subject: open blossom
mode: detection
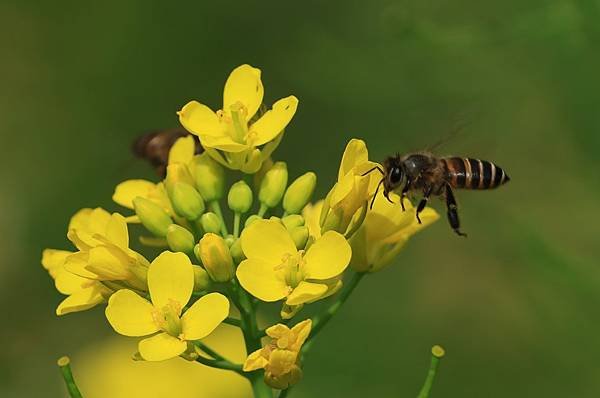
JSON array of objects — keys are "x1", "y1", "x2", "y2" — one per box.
[
  {"x1": 244, "y1": 319, "x2": 311, "y2": 389},
  {"x1": 349, "y1": 191, "x2": 439, "y2": 272},
  {"x1": 178, "y1": 64, "x2": 298, "y2": 173},
  {"x1": 320, "y1": 139, "x2": 381, "y2": 234},
  {"x1": 105, "y1": 251, "x2": 229, "y2": 361},
  {"x1": 236, "y1": 219, "x2": 350, "y2": 317}
]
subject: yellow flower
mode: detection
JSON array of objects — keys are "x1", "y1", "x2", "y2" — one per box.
[
  {"x1": 105, "y1": 251, "x2": 229, "y2": 361},
  {"x1": 41, "y1": 249, "x2": 111, "y2": 315},
  {"x1": 178, "y1": 64, "x2": 298, "y2": 173},
  {"x1": 236, "y1": 219, "x2": 350, "y2": 311},
  {"x1": 320, "y1": 139, "x2": 380, "y2": 234},
  {"x1": 63, "y1": 208, "x2": 149, "y2": 290},
  {"x1": 302, "y1": 200, "x2": 324, "y2": 239},
  {"x1": 349, "y1": 191, "x2": 439, "y2": 272},
  {"x1": 243, "y1": 319, "x2": 311, "y2": 389}
]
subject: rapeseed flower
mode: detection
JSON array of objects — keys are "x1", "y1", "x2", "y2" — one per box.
[
  {"x1": 178, "y1": 64, "x2": 298, "y2": 173},
  {"x1": 105, "y1": 251, "x2": 229, "y2": 361}
]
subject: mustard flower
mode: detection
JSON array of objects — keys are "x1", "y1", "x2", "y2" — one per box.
[
  {"x1": 320, "y1": 138, "x2": 381, "y2": 234},
  {"x1": 236, "y1": 219, "x2": 350, "y2": 316},
  {"x1": 243, "y1": 319, "x2": 311, "y2": 389},
  {"x1": 349, "y1": 191, "x2": 439, "y2": 273},
  {"x1": 105, "y1": 251, "x2": 229, "y2": 361},
  {"x1": 178, "y1": 64, "x2": 298, "y2": 173},
  {"x1": 42, "y1": 249, "x2": 111, "y2": 315},
  {"x1": 63, "y1": 208, "x2": 149, "y2": 291}
]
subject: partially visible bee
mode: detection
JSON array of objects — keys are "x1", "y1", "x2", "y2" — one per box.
[
  {"x1": 365, "y1": 153, "x2": 510, "y2": 236},
  {"x1": 132, "y1": 128, "x2": 203, "y2": 177}
]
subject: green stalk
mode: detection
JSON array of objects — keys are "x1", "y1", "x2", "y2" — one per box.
[
  {"x1": 195, "y1": 354, "x2": 243, "y2": 374},
  {"x1": 302, "y1": 272, "x2": 365, "y2": 354},
  {"x1": 209, "y1": 200, "x2": 229, "y2": 237},
  {"x1": 233, "y1": 212, "x2": 241, "y2": 238},
  {"x1": 57, "y1": 356, "x2": 83, "y2": 398},
  {"x1": 417, "y1": 346, "x2": 445, "y2": 398}
]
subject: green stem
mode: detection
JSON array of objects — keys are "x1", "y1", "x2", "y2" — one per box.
[
  {"x1": 195, "y1": 353, "x2": 244, "y2": 374},
  {"x1": 210, "y1": 201, "x2": 229, "y2": 237},
  {"x1": 417, "y1": 346, "x2": 445, "y2": 398},
  {"x1": 302, "y1": 272, "x2": 365, "y2": 354},
  {"x1": 223, "y1": 317, "x2": 242, "y2": 328},
  {"x1": 233, "y1": 212, "x2": 241, "y2": 238},
  {"x1": 250, "y1": 370, "x2": 273, "y2": 398},
  {"x1": 257, "y1": 203, "x2": 269, "y2": 218},
  {"x1": 193, "y1": 341, "x2": 228, "y2": 362},
  {"x1": 57, "y1": 356, "x2": 83, "y2": 398}
]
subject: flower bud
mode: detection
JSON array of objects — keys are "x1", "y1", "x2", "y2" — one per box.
[
  {"x1": 192, "y1": 264, "x2": 211, "y2": 291},
  {"x1": 166, "y1": 224, "x2": 195, "y2": 253},
  {"x1": 283, "y1": 172, "x2": 316, "y2": 214},
  {"x1": 230, "y1": 238, "x2": 246, "y2": 263},
  {"x1": 281, "y1": 214, "x2": 304, "y2": 230},
  {"x1": 258, "y1": 161, "x2": 288, "y2": 208},
  {"x1": 290, "y1": 226, "x2": 309, "y2": 249},
  {"x1": 197, "y1": 233, "x2": 234, "y2": 282},
  {"x1": 199, "y1": 212, "x2": 222, "y2": 235},
  {"x1": 169, "y1": 182, "x2": 205, "y2": 221},
  {"x1": 133, "y1": 197, "x2": 172, "y2": 237},
  {"x1": 191, "y1": 153, "x2": 225, "y2": 201},
  {"x1": 228, "y1": 180, "x2": 253, "y2": 214},
  {"x1": 245, "y1": 215, "x2": 261, "y2": 228},
  {"x1": 165, "y1": 163, "x2": 194, "y2": 192}
]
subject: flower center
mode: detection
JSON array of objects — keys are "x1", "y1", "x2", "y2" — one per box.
[
  {"x1": 152, "y1": 299, "x2": 182, "y2": 338},
  {"x1": 229, "y1": 102, "x2": 248, "y2": 144},
  {"x1": 274, "y1": 251, "x2": 305, "y2": 289}
]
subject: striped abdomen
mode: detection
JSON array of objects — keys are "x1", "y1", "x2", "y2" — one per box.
[{"x1": 442, "y1": 157, "x2": 510, "y2": 189}]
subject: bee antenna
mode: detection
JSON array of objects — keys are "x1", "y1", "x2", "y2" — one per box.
[{"x1": 361, "y1": 166, "x2": 384, "y2": 177}]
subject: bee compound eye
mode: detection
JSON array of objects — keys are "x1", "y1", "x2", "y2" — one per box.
[{"x1": 390, "y1": 167, "x2": 402, "y2": 183}]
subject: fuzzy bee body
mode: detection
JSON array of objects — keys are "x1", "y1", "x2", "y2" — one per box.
[
  {"x1": 132, "y1": 128, "x2": 202, "y2": 177},
  {"x1": 368, "y1": 152, "x2": 510, "y2": 237}
]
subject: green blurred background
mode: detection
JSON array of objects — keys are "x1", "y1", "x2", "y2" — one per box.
[{"x1": 2, "y1": 0, "x2": 600, "y2": 397}]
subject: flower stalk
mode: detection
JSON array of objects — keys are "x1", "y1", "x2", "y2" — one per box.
[
  {"x1": 57, "y1": 356, "x2": 83, "y2": 398},
  {"x1": 417, "y1": 346, "x2": 445, "y2": 398}
]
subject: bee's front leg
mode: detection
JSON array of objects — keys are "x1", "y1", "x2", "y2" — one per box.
[{"x1": 400, "y1": 178, "x2": 412, "y2": 211}]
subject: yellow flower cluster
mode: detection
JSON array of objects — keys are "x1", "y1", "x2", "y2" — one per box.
[{"x1": 43, "y1": 64, "x2": 439, "y2": 395}]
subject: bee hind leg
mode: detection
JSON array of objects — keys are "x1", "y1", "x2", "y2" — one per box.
[
  {"x1": 416, "y1": 186, "x2": 433, "y2": 224},
  {"x1": 445, "y1": 184, "x2": 467, "y2": 237}
]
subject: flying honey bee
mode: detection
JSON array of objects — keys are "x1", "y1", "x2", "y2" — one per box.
[
  {"x1": 365, "y1": 153, "x2": 510, "y2": 236},
  {"x1": 132, "y1": 128, "x2": 203, "y2": 177}
]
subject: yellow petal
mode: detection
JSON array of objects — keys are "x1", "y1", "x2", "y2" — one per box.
[
  {"x1": 55, "y1": 269, "x2": 93, "y2": 295},
  {"x1": 148, "y1": 251, "x2": 193, "y2": 312},
  {"x1": 168, "y1": 135, "x2": 195, "y2": 165},
  {"x1": 241, "y1": 219, "x2": 296, "y2": 265},
  {"x1": 236, "y1": 258, "x2": 289, "y2": 302},
  {"x1": 63, "y1": 251, "x2": 97, "y2": 279},
  {"x1": 249, "y1": 96, "x2": 298, "y2": 147},
  {"x1": 178, "y1": 101, "x2": 225, "y2": 138},
  {"x1": 265, "y1": 324, "x2": 291, "y2": 340},
  {"x1": 302, "y1": 231, "x2": 351, "y2": 280},
  {"x1": 86, "y1": 245, "x2": 132, "y2": 280},
  {"x1": 113, "y1": 180, "x2": 156, "y2": 209},
  {"x1": 286, "y1": 281, "x2": 328, "y2": 306},
  {"x1": 385, "y1": 207, "x2": 439, "y2": 243},
  {"x1": 329, "y1": 173, "x2": 354, "y2": 208},
  {"x1": 338, "y1": 139, "x2": 368, "y2": 180},
  {"x1": 243, "y1": 349, "x2": 269, "y2": 371},
  {"x1": 105, "y1": 289, "x2": 158, "y2": 336},
  {"x1": 223, "y1": 64, "x2": 264, "y2": 121},
  {"x1": 56, "y1": 285, "x2": 105, "y2": 316},
  {"x1": 105, "y1": 213, "x2": 129, "y2": 248},
  {"x1": 41, "y1": 249, "x2": 72, "y2": 279},
  {"x1": 181, "y1": 293, "x2": 229, "y2": 340},
  {"x1": 290, "y1": 319, "x2": 312, "y2": 350},
  {"x1": 138, "y1": 332, "x2": 187, "y2": 361},
  {"x1": 302, "y1": 201, "x2": 323, "y2": 239},
  {"x1": 199, "y1": 135, "x2": 248, "y2": 153},
  {"x1": 268, "y1": 350, "x2": 298, "y2": 376}
]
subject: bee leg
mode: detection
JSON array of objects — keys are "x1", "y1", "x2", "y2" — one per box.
[
  {"x1": 445, "y1": 184, "x2": 467, "y2": 237},
  {"x1": 400, "y1": 179, "x2": 411, "y2": 211},
  {"x1": 415, "y1": 186, "x2": 432, "y2": 224}
]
